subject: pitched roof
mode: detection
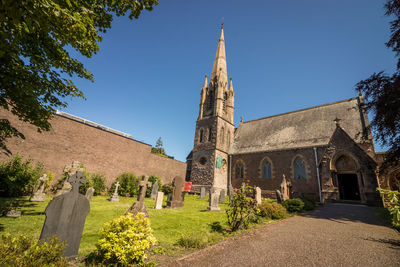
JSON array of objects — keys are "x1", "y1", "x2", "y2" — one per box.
[{"x1": 230, "y1": 97, "x2": 366, "y2": 154}]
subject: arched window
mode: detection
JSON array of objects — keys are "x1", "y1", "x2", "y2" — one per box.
[
  {"x1": 294, "y1": 157, "x2": 306, "y2": 179},
  {"x1": 220, "y1": 127, "x2": 224, "y2": 144},
  {"x1": 208, "y1": 127, "x2": 212, "y2": 141},
  {"x1": 262, "y1": 160, "x2": 272, "y2": 179},
  {"x1": 227, "y1": 131, "x2": 231, "y2": 146},
  {"x1": 199, "y1": 129, "x2": 204, "y2": 143},
  {"x1": 235, "y1": 161, "x2": 244, "y2": 179}
]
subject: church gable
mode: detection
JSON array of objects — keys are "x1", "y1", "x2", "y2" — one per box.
[{"x1": 231, "y1": 98, "x2": 367, "y2": 154}]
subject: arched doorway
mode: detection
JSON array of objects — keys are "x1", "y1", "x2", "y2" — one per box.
[{"x1": 331, "y1": 152, "x2": 363, "y2": 201}]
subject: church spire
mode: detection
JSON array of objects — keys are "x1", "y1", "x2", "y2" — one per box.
[{"x1": 210, "y1": 26, "x2": 227, "y2": 84}]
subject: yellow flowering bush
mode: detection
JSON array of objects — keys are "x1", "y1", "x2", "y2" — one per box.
[{"x1": 94, "y1": 212, "x2": 156, "y2": 265}]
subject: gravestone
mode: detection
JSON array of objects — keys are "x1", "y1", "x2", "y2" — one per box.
[
  {"x1": 154, "y1": 192, "x2": 164, "y2": 209},
  {"x1": 275, "y1": 190, "x2": 283, "y2": 203},
  {"x1": 110, "y1": 182, "x2": 120, "y2": 202},
  {"x1": 166, "y1": 176, "x2": 185, "y2": 209},
  {"x1": 150, "y1": 182, "x2": 159, "y2": 200},
  {"x1": 208, "y1": 187, "x2": 214, "y2": 201},
  {"x1": 200, "y1": 187, "x2": 206, "y2": 199},
  {"x1": 126, "y1": 176, "x2": 152, "y2": 217},
  {"x1": 219, "y1": 189, "x2": 225, "y2": 203},
  {"x1": 30, "y1": 173, "x2": 48, "y2": 202},
  {"x1": 40, "y1": 171, "x2": 90, "y2": 257},
  {"x1": 208, "y1": 191, "x2": 220, "y2": 211},
  {"x1": 85, "y1": 187, "x2": 95, "y2": 201},
  {"x1": 227, "y1": 184, "x2": 234, "y2": 196},
  {"x1": 280, "y1": 174, "x2": 290, "y2": 201},
  {"x1": 55, "y1": 161, "x2": 83, "y2": 197},
  {"x1": 167, "y1": 193, "x2": 172, "y2": 202},
  {"x1": 255, "y1": 187, "x2": 262, "y2": 205}
]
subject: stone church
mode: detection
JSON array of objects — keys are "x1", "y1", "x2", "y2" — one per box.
[{"x1": 186, "y1": 27, "x2": 380, "y2": 205}]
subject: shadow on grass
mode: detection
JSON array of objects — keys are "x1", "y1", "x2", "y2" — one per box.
[{"x1": 0, "y1": 223, "x2": 4, "y2": 231}]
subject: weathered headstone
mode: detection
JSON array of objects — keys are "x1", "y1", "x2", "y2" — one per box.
[
  {"x1": 5, "y1": 210, "x2": 21, "y2": 217},
  {"x1": 208, "y1": 191, "x2": 220, "y2": 211},
  {"x1": 55, "y1": 161, "x2": 83, "y2": 197},
  {"x1": 154, "y1": 192, "x2": 164, "y2": 209},
  {"x1": 219, "y1": 189, "x2": 225, "y2": 203},
  {"x1": 30, "y1": 173, "x2": 48, "y2": 202},
  {"x1": 227, "y1": 184, "x2": 234, "y2": 196},
  {"x1": 85, "y1": 187, "x2": 95, "y2": 201},
  {"x1": 125, "y1": 176, "x2": 152, "y2": 217},
  {"x1": 110, "y1": 182, "x2": 120, "y2": 202},
  {"x1": 40, "y1": 171, "x2": 90, "y2": 257},
  {"x1": 150, "y1": 182, "x2": 159, "y2": 200},
  {"x1": 167, "y1": 193, "x2": 172, "y2": 202},
  {"x1": 280, "y1": 174, "x2": 290, "y2": 201},
  {"x1": 200, "y1": 187, "x2": 206, "y2": 199},
  {"x1": 166, "y1": 176, "x2": 185, "y2": 209},
  {"x1": 255, "y1": 187, "x2": 262, "y2": 205},
  {"x1": 208, "y1": 187, "x2": 214, "y2": 201},
  {"x1": 275, "y1": 190, "x2": 283, "y2": 203}
]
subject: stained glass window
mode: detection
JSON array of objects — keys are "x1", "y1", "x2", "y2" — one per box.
[
  {"x1": 294, "y1": 158, "x2": 306, "y2": 179},
  {"x1": 236, "y1": 162, "x2": 244, "y2": 179},
  {"x1": 262, "y1": 160, "x2": 272, "y2": 179}
]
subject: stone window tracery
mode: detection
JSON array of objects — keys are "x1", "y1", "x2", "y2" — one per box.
[
  {"x1": 208, "y1": 127, "x2": 212, "y2": 141},
  {"x1": 294, "y1": 157, "x2": 306, "y2": 179},
  {"x1": 262, "y1": 160, "x2": 272, "y2": 179},
  {"x1": 235, "y1": 161, "x2": 244, "y2": 179},
  {"x1": 220, "y1": 127, "x2": 224, "y2": 144}
]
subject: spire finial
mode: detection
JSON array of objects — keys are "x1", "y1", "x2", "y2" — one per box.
[{"x1": 221, "y1": 18, "x2": 224, "y2": 29}]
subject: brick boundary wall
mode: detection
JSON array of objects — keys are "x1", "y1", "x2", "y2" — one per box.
[{"x1": 0, "y1": 109, "x2": 187, "y2": 186}]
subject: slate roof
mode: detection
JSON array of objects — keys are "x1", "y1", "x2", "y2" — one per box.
[{"x1": 230, "y1": 97, "x2": 366, "y2": 154}]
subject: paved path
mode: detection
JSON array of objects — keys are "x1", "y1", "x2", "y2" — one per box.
[{"x1": 168, "y1": 203, "x2": 400, "y2": 267}]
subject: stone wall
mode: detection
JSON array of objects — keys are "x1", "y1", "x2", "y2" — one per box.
[
  {"x1": 0, "y1": 109, "x2": 187, "y2": 186},
  {"x1": 231, "y1": 147, "x2": 323, "y2": 200}
]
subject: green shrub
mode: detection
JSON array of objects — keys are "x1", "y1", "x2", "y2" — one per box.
[
  {"x1": 111, "y1": 172, "x2": 138, "y2": 196},
  {"x1": 161, "y1": 182, "x2": 173, "y2": 195},
  {"x1": 378, "y1": 188, "x2": 400, "y2": 229},
  {"x1": 44, "y1": 171, "x2": 55, "y2": 193},
  {"x1": 258, "y1": 201, "x2": 288, "y2": 219},
  {"x1": 0, "y1": 154, "x2": 44, "y2": 197},
  {"x1": 301, "y1": 196, "x2": 317, "y2": 211},
  {"x1": 91, "y1": 212, "x2": 156, "y2": 265},
  {"x1": 176, "y1": 232, "x2": 220, "y2": 249},
  {"x1": 0, "y1": 234, "x2": 67, "y2": 267},
  {"x1": 226, "y1": 184, "x2": 257, "y2": 231},
  {"x1": 146, "y1": 175, "x2": 162, "y2": 197},
  {"x1": 91, "y1": 173, "x2": 107, "y2": 196},
  {"x1": 282, "y1": 198, "x2": 304, "y2": 213}
]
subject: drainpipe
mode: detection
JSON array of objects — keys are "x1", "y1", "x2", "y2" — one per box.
[{"x1": 313, "y1": 147, "x2": 323, "y2": 203}]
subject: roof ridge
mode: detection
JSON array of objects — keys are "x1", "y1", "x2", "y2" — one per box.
[{"x1": 243, "y1": 97, "x2": 358, "y2": 125}]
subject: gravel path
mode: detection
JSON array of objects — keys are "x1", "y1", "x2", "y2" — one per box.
[{"x1": 167, "y1": 203, "x2": 400, "y2": 267}]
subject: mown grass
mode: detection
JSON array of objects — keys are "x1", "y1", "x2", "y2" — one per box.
[{"x1": 0, "y1": 195, "x2": 231, "y2": 257}]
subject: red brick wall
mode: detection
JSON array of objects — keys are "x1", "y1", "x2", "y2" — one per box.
[{"x1": 0, "y1": 110, "x2": 186, "y2": 186}]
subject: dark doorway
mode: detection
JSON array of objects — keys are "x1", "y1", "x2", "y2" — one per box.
[{"x1": 337, "y1": 174, "x2": 360, "y2": 200}]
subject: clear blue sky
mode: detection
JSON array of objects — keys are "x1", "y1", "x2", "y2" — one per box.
[{"x1": 63, "y1": 0, "x2": 395, "y2": 162}]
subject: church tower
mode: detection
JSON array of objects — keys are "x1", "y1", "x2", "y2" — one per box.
[{"x1": 189, "y1": 26, "x2": 235, "y2": 193}]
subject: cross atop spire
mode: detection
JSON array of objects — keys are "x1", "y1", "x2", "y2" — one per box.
[{"x1": 210, "y1": 27, "x2": 227, "y2": 84}]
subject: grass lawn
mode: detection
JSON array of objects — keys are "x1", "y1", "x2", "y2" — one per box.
[{"x1": 0, "y1": 194, "x2": 251, "y2": 262}]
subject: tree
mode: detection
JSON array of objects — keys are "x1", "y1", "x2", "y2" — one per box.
[
  {"x1": 356, "y1": 0, "x2": 400, "y2": 167},
  {"x1": 151, "y1": 137, "x2": 166, "y2": 156},
  {"x1": 0, "y1": 0, "x2": 158, "y2": 154}
]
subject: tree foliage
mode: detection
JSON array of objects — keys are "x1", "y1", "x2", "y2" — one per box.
[
  {"x1": 0, "y1": 0, "x2": 158, "y2": 153},
  {"x1": 356, "y1": 0, "x2": 400, "y2": 166},
  {"x1": 151, "y1": 136, "x2": 167, "y2": 156}
]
